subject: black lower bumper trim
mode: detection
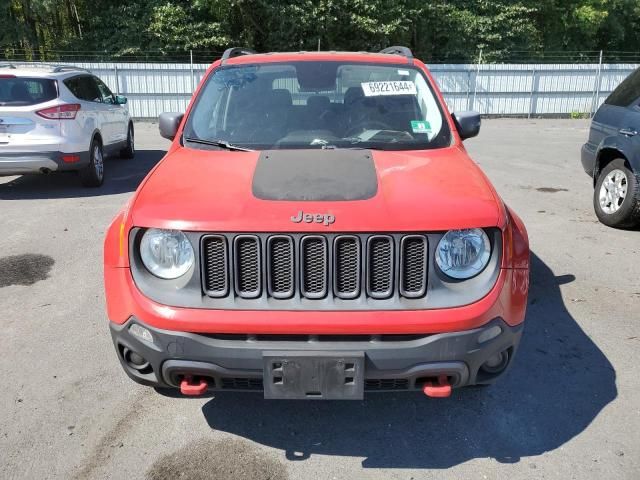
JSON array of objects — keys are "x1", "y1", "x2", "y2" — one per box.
[{"x1": 110, "y1": 317, "x2": 523, "y2": 393}]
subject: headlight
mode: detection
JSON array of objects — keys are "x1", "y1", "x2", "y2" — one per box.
[
  {"x1": 436, "y1": 229, "x2": 491, "y2": 280},
  {"x1": 140, "y1": 229, "x2": 194, "y2": 279}
]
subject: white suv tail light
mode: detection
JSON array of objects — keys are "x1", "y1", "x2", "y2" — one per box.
[{"x1": 36, "y1": 104, "x2": 80, "y2": 120}]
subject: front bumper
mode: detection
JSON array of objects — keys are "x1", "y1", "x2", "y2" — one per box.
[
  {"x1": 0, "y1": 151, "x2": 90, "y2": 175},
  {"x1": 110, "y1": 316, "x2": 523, "y2": 394},
  {"x1": 581, "y1": 142, "x2": 597, "y2": 177}
]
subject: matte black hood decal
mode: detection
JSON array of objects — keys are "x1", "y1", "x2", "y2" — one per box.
[{"x1": 252, "y1": 149, "x2": 378, "y2": 201}]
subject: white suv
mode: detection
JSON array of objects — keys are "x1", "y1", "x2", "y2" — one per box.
[{"x1": 0, "y1": 64, "x2": 134, "y2": 187}]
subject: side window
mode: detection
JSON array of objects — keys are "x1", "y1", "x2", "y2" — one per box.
[
  {"x1": 94, "y1": 77, "x2": 115, "y2": 104},
  {"x1": 605, "y1": 68, "x2": 640, "y2": 107},
  {"x1": 64, "y1": 76, "x2": 82, "y2": 99},
  {"x1": 64, "y1": 75, "x2": 102, "y2": 102},
  {"x1": 83, "y1": 77, "x2": 103, "y2": 103}
]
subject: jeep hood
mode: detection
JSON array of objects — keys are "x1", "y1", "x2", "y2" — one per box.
[{"x1": 132, "y1": 146, "x2": 504, "y2": 231}]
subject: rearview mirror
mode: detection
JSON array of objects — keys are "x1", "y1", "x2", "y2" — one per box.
[
  {"x1": 159, "y1": 112, "x2": 184, "y2": 140},
  {"x1": 452, "y1": 111, "x2": 481, "y2": 140},
  {"x1": 114, "y1": 95, "x2": 128, "y2": 105}
]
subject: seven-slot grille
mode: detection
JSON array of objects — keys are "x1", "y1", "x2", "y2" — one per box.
[{"x1": 201, "y1": 234, "x2": 428, "y2": 301}]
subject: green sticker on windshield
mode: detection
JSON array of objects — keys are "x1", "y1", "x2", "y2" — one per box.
[{"x1": 411, "y1": 120, "x2": 431, "y2": 134}]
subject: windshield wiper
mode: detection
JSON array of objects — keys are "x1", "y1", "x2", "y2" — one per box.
[{"x1": 183, "y1": 136, "x2": 254, "y2": 152}]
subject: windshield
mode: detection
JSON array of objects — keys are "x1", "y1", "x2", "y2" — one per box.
[{"x1": 183, "y1": 61, "x2": 451, "y2": 151}]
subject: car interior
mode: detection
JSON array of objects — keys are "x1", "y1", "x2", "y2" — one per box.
[{"x1": 187, "y1": 62, "x2": 448, "y2": 149}]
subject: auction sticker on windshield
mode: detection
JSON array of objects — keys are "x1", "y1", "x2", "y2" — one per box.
[
  {"x1": 411, "y1": 120, "x2": 432, "y2": 134},
  {"x1": 361, "y1": 81, "x2": 417, "y2": 96}
]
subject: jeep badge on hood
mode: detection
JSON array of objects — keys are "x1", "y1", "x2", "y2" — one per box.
[{"x1": 290, "y1": 210, "x2": 336, "y2": 226}]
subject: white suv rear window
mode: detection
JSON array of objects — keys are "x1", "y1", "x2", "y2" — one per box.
[{"x1": 0, "y1": 77, "x2": 58, "y2": 106}]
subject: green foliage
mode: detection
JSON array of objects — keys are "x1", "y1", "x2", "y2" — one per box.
[
  {"x1": 570, "y1": 110, "x2": 590, "y2": 119},
  {"x1": 1, "y1": 0, "x2": 639, "y2": 62}
]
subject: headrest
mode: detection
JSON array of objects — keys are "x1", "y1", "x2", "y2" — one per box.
[
  {"x1": 344, "y1": 86, "x2": 364, "y2": 105},
  {"x1": 10, "y1": 83, "x2": 32, "y2": 101},
  {"x1": 270, "y1": 88, "x2": 292, "y2": 107},
  {"x1": 306, "y1": 95, "x2": 330, "y2": 110}
]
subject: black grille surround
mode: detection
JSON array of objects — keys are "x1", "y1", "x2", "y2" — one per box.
[
  {"x1": 233, "y1": 236, "x2": 262, "y2": 299},
  {"x1": 202, "y1": 233, "x2": 431, "y2": 305},
  {"x1": 131, "y1": 228, "x2": 501, "y2": 311},
  {"x1": 400, "y1": 235, "x2": 428, "y2": 298},
  {"x1": 334, "y1": 236, "x2": 361, "y2": 299},
  {"x1": 202, "y1": 235, "x2": 228, "y2": 297},
  {"x1": 267, "y1": 236, "x2": 294, "y2": 299},
  {"x1": 367, "y1": 235, "x2": 394, "y2": 299}
]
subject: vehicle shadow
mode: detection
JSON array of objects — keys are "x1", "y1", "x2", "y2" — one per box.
[
  {"x1": 0, "y1": 149, "x2": 165, "y2": 199},
  {"x1": 200, "y1": 253, "x2": 617, "y2": 468}
]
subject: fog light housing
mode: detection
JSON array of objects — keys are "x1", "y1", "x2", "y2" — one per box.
[
  {"x1": 480, "y1": 350, "x2": 510, "y2": 374},
  {"x1": 122, "y1": 347, "x2": 150, "y2": 371},
  {"x1": 129, "y1": 323, "x2": 154, "y2": 344},
  {"x1": 477, "y1": 325, "x2": 502, "y2": 344}
]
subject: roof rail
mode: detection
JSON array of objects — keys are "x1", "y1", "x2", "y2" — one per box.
[
  {"x1": 379, "y1": 46, "x2": 414, "y2": 59},
  {"x1": 51, "y1": 65, "x2": 90, "y2": 73},
  {"x1": 220, "y1": 47, "x2": 257, "y2": 64},
  {"x1": 0, "y1": 62, "x2": 90, "y2": 73}
]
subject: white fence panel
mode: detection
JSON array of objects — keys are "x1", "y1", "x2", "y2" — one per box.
[{"x1": 4, "y1": 60, "x2": 638, "y2": 118}]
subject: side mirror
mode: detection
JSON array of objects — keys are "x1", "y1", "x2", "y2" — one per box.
[
  {"x1": 114, "y1": 95, "x2": 128, "y2": 105},
  {"x1": 452, "y1": 111, "x2": 481, "y2": 140},
  {"x1": 159, "y1": 112, "x2": 184, "y2": 140}
]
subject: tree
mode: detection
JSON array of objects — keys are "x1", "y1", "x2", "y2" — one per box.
[{"x1": 2, "y1": 0, "x2": 640, "y2": 62}]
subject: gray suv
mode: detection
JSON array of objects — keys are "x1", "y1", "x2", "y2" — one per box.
[{"x1": 582, "y1": 68, "x2": 640, "y2": 228}]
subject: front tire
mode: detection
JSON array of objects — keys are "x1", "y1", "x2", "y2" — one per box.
[
  {"x1": 120, "y1": 123, "x2": 135, "y2": 159},
  {"x1": 80, "y1": 139, "x2": 104, "y2": 187},
  {"x1": 594, "y1": 158, "x2": 640, "y2": 228}
]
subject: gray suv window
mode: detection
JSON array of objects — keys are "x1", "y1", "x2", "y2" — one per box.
[
  {"x1": 605, "y1": 68, "x2": 640, "y2": 107},
  {"x1": 64, "y1": 75, "x2": 102, "y2": 102},
  {"x1": 0, "y1": 77, "x2": 57, "y2": 106},
  {"x1": 94, "y1": 77, "x2": 115, "y2": 104}
]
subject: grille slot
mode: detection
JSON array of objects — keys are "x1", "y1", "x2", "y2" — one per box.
[
  {"x1": 234, "y1": 236, "x2": 261, "y2": 298},
  {"x1": 400, "y1": 235, "x2": 428, "y2": 298},
  {"x1": 365, "y1": 379, "x2": 409, "y2": 391},
  {"x1": 201, "y1": 236, "x2": 228, "y2": 297},
  {"x1": 267, "y1": 236, "x2": 294, "y2": 298},
  {"x1": 367, "y1": 236, "x2": 394, "y2": 299},
  {"x1": 221, "y1": 377, "x2": 263, "y2": 390},
  {"x1": 301, "y1": 236, "x2": 328, "y2": 299},
  {"x1": 334, "y1": 236, "x2": 360, "y2": 299}
]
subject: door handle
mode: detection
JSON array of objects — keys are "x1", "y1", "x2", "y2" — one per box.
[{"x1": 619, "y1": 128, "x2": 638, "y2": 137}]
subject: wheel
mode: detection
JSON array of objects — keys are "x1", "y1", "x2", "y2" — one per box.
[
  {"x1": 119, "y1": 123, "x2": 135, "y2": 159},
  {"x1": 80, "y1": 139, "x2": 104, "y2": 187},
  {"x1": 594, "y1": 158, "x2": 640, "y2": 228}
]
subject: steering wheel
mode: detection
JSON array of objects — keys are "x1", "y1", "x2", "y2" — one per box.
[{"x1": 344, "y1": 120, "x2": 395, "y2": 138}]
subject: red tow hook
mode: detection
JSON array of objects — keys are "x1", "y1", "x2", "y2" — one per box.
[
  {"x1": 422, "y1": 375, "x2": 452, "y2": 398},
  {"x1": 179, "y1": 376, "x2": 208, "y2": 396}
]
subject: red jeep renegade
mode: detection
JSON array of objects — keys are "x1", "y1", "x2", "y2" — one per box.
[{"x1": 104, "y1": 47, "x2": 529, "y2": 400}]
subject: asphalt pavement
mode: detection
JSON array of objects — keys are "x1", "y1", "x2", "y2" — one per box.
[{"x1": 0, "y1": 119, "x2": 638, "y2": 479}]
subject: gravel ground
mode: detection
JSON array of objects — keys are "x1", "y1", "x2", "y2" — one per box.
[{"x1": 0, "y1": 119, "x2": 638, "y2": 480}]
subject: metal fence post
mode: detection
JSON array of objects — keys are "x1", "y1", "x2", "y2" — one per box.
[
  {"x1": 472, "y1": 49, "x2": 483, "y2": 112},
  {"x1": 190, "y1": 50, "x2": 195, "y2": 93},
  {"x1": 466, "y1": 70, "x2": 472, "y2": 110},
  {"x1": 114, "y1": 63, "x2": 119, "y2": 95},
  {"x1": 528, "y1": 68, "x2": 536, "y2": 119},
  {"x1": 591, "y1": 50, "x2": 603, "y2": 117}
]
